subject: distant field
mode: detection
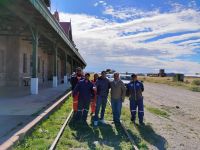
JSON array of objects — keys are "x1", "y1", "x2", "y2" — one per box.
[
  {"x1": 89, "y1": 73, "x2": 200, "y2": 92},
  {"x1": 138, "y1": 76, "x2": 200, "y2": 92}
]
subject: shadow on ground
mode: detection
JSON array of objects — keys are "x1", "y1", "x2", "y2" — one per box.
[
  {"x1": 135, "y1": 123, "x2": 168, "y2": 150},
  {"x1": 67, "y1": 118, "x2": 132, "y2": 150}
]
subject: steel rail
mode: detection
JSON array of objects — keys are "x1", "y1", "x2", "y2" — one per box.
[
  {"x1": 49, "y1": 109, "x2": 74, "y2": 150},
  {"x1": 108, "y1": 100, "x2": 139, "y2": 150},
  {"x1": 49, "y1": 99, "x2": 139, "y2": 150}
]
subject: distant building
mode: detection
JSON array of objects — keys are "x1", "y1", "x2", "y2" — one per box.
[
  {"x1": 147, "y1": 73, "x2": 159, "y2": 77},
  {"x1": 158, "y1": 69, "x2": 166, "y2": 77},
  {"x1": 173, "y1": 74, "x2": 184, "y2": 82},
  {"x1": 0, "y1": 0, "x2": 86, "y2": 94},
  {"x1": 166, "y1": 73, "x2": 176, "y2": 77}
]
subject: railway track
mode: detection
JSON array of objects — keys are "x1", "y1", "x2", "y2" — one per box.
[
  {"x1": 107, "y1": 100, "x2": 139, "y2": 150},
  {"x1": 49, "y1": 109, "x2": 74, "y2": 150},
  {"x1": 49, "y1": 100, "x2": 139, "y2": 150}
]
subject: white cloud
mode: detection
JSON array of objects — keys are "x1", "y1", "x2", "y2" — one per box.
[
  {"x1": 105, "y1": 56, "x2": 200, "y2": 73},
  {"x1": 59, "y1": 8, "x2": 200, "y2": 73},
  {"x1": 103, "y1": 5, "x2": 160, "y2": 20},
  {"x1": 99, "y1": 1, "x2": 105, "y2": 4},
  {"x1": 94, "y1": 0, "x2": 107, "y2": 7},
  {"x1": 94, "y1": 3, "x2": 98, "y2": 7},
  {"x1": 177, "y1": 38, "x2": 200, "y2": 46}
]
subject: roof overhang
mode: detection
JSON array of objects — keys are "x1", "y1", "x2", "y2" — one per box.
[{"x1": 0, "y1": 0, "x2": 86, "y2": 67}]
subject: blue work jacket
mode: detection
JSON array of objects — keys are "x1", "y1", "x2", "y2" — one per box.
[
  {"x1": 73, "y1": 79, "x2": 94, "y2": 100},
  {"x1": 126, "y1": 80, "x2": 144, "y2": 100}
]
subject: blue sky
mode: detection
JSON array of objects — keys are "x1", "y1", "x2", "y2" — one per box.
[{"x1": 51, "y1": 0, "x2": 200, "y2": 74}]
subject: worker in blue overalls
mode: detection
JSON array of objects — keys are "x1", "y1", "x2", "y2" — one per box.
[
  {"x1": 70, "y1": 67, "x2": 84, "y2": 113},
  {"x1": 126, "y1": 74, "x2": 144, "y2": 125},
  {"x1": 73, "y1": 73, "x2": 94, "y2": 122}
]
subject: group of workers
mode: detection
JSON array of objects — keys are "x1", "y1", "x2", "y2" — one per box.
[{"x1": 70, "y1": 67, "x2": 144, "y2": 126}]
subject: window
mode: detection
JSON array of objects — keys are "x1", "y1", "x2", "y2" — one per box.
[{"x1": 23, "y1": 53, "x2": 27, "y2": 73}]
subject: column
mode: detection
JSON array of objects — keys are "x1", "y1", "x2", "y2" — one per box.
[
  {"x1": 64, "y1": 53, "x2": 68, "y2": 84},
  {"x1": 71, "y1": 58, "x2": 73, "y2": 74},
  {"x1": 31, "y1": 27, "x2": 39, "y2": 95},
  {"x1": 53, "y1": 44, "x2": 58, "y2": 87}
]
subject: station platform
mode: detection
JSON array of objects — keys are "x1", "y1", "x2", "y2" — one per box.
[{"x1": 0, "y1": 82, "x2": 71, "y2": 145}]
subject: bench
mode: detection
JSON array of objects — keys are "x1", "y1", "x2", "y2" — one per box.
[{"x1": 23, "y1": 76, "x2": 31, "y2": 86}]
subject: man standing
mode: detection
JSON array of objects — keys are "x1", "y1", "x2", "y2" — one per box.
[
  {"x1": 90, "y1": 73, "x2": 99, "y2": 116},
  {"x1": 70, "y1": 67, "x2": 84, "y2": 112},
  {"x1": 110, "y1": 73, "x2": 126, "y2": 124},
  {"x1": 126, "y1": 74, "x2": 144, "y2": 125},
  {"x1": 94, "y1": 71, "x2": 110, "y2": 126},
  {"x1": 73, "y1": 73, "x2": 94, "y2": 122}
]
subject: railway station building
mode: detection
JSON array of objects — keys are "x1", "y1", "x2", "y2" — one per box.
[{"x1": 0, "y1": 0, "x2": 86, "y2": 94}]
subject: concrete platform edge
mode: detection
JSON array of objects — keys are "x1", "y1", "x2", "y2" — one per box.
[{"x1": 0, "y1": 91, "x2": 72, "y2": 150}]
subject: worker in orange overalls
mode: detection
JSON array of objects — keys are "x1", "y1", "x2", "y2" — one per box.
[
  {"x1": 70, "y1": 67, "x2": 84, "y2": 112},
  {"x1": 90, "y1": 73, "x2": 99, "y2": 116}
]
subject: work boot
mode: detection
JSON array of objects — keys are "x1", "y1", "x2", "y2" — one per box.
[
  {"x1": 131, "y1": 117, "x2": 136, "y2": 125},
  {"x1": 99, "y1": 119, "x2": 106, "y2": 124},
  {"x1": 139, "y1": 122, "x2": 145, "y2": 126},
  {"x1": 131, "y1": 117, "x2": 135, "y2": 122}
]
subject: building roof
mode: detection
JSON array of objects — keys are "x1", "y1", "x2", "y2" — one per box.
[
  {"x1": 43, "y1": 0, "x2": 51, "y2": 7},
  {"x1": 59, "y1": 22, "x2": 72, "y2": 39},
  {"x1": 0, "y1": 0, "x2": 86, "y2": 66}
]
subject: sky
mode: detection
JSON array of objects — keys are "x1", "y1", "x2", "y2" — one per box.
[{"x1": 51, "y1": 0, "x2": 200, "y2": 74}]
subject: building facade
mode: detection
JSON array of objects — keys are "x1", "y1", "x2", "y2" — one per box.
[{"x1": 0, "y1": 0, "x2": 86, "y2": 94}]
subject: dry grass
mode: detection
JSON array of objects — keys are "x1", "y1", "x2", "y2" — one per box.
[
  {"x1": 138, "y1": 76, "x2": 200, "y2": 92},
  {"x1": 90, "y1": 74, "x2": 200, "y2": 92}
]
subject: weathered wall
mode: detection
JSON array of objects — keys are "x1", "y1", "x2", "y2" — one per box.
[
  {"x1": 5, "y1": 36, "x2": 20, "y2": 86},
  {"x1": 0, "y1": 35, "x2": 71, "y2": 87},
  {"x1": 66, "y1": 62, "x2": 71, "y2": 75},
  {"x1": 19, "y1": 38, "x2": 51, "y2": 85},
  {"x1": 0, "y1": 36, "x2": 7, "y2": 86}
]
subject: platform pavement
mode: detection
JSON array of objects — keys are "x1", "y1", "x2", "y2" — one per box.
[{"x1": 0, "y1": 83, "x2": 71, "y2": 145}]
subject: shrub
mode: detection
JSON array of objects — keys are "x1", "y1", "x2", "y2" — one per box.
[
  {"x1": 184, "y1": 80, "x2": 190, "y2": 84},
  {"x1": 189, "y1": 86, "x2": 200, "y2": 92},
  {"x1": 191, "y1": 79, "x2": 200, "y2": 86}
]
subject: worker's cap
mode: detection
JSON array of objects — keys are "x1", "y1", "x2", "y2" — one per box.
[
  {"x1": 76, "y1": 67, "x2": 82, "y2": 71},
  {"x1": 131, "y1": 73, "x2": 137, "y2": 78},
  {"x1": 85, "y1": 73, "x2": 90, "y2": 76}
]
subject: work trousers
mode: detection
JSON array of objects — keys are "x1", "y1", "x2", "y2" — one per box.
[
  {"x1": 90, "y1": 94, "x2": 97, "y2": 113},
  {"x1": 73, "y1": 94, "x2": 79, "y2": 112},
  {"x1": 76, "y1": 98, "x2": 91, "y2": 121},
  {"x1": 111, "y1": 98, "x2": 122, "y2": 123},
  {"x1": 94, "y1": 95, "x2": 108, "y2": 121},
  {"x1": 130, "y1": 97, "x2": 144, "y2": 123}
]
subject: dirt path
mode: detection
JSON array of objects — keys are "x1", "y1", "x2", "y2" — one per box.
[{"x1": 124, "y1": 82, "x2": 200, "y2": 150}]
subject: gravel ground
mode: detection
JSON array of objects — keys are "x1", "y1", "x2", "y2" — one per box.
[{"x1": 124, "y1": 82, "x2": 200, "y2": 150}]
